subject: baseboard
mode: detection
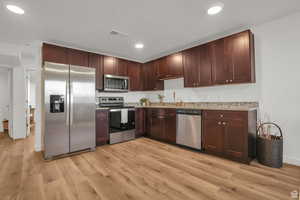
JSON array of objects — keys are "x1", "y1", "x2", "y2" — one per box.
[
  {"x1": 284, "y1": 156, "x2": 300, "y2": 166},
  {"x1": 35, "y1": 145, "x2": 42, "y2": 152}
]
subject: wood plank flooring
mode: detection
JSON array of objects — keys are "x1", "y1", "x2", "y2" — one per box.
[{"x1": 0, "y1": 132, "x2": 299, "y2": 200}]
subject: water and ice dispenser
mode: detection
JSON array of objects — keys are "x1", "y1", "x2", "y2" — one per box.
[{"x1": 50, "y1": 95, "x2": 64, "y2": 113}]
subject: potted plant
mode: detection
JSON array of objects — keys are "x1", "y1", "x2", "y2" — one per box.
[
  {"x1": 158, "y1": 94, "x2": 165, "y2": 104},
  {"x1": 139, "y1": 98, "x2": 148, "y2": 106}
]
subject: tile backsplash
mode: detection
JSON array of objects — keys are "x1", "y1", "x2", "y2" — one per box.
[{"x1": 97, "y1": 78, "x2": 260, "y2": 103}]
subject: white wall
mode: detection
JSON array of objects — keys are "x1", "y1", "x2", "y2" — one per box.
[
  {"x1": 0, "y1": 68, "x2": 10, "y2": 132},
  {"x1": 253, "y1": 12, "x2": 300, "y2": 166},
  {"x1": 12, "y1": 67, "x2": 27, "y2": 139}
]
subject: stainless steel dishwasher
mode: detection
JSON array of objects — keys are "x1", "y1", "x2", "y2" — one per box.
[{"x1": 176, "y1": 109, "x2": 202, "y2": 150}]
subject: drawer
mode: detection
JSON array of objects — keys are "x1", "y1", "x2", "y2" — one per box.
[
  {"x1": 149, "y1": 108, "x2": 176, "y2": 117},
  {"x1": 203, "y1": 110, "x2": 247, "y2": 121}
]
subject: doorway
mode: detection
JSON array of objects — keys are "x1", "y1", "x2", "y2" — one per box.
[
  {"x1": 26, "y1": 70, "x2": 36, "y2": 137},
  {"x1": 0, "y1": 67, "x2": 13, "y2": 139}
]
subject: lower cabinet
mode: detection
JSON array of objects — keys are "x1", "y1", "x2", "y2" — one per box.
[
  {"x1": 202, "y1": 110, "x2": 257, "y2": 163},
  {"x1": 135, "y1": 108, "x2": 146, "y2": 137},
  {"x1": 146, "y1": 108, "x2": 176, "y2": 143},
  {"x1": 96, "y1": 109, "x2": 109, "y2": 146}
]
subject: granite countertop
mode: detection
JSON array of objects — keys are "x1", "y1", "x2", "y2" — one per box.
[{"x1": 125, "y1": 102, "x2": 258, "y2": 111}]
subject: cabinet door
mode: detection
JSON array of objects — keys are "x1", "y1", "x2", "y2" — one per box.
[
  {"x1": 89, "y1": 53, "x2": 103, "y2": 90},
  {"x1": 182, "y1": 47, "x2": 199, "y2": 87},
  {"x1": 149, "y1": 115, "x2": 164, "y2": 140},
  {"x1": 96, "y1": 109, "x2": 109, "y2": 146},
  {"x1": 103, "y1": 56, "x2": 117, "y2": 75},
  {"x1": 223, "y1": 119, "x2": 247, "y2": 161},
  {"x1": 225, "y1": 31, "x2": 254, "y2": 84},
  {"x1": 157, "y1": 57, "x2": 168, "y2": 79},
  {"x1": 198, "y1": 44, "x2": 212, "y2": 86},
  {"x1": 211, "y1": 39, "x2": 231, "y2": 84},
  {"x1": 42, "y1": 43, "x2": 68, "y2": 64},
  {"x1": 135, "y1": 108, "x2": 146, "y2": 137},
  {"x1": 142, "y1": 61, "x2": 163, "y2": 91},
  {"x1": 68, "y1": 49, "x2": 89, "y2": 67},
  {"x1": 163, "y1": 113, "x2": 177, "y2": 143},
  {"x1": 127, "y1": 62, "x2": 142, "y2": 91},
  {"x1": 117, "y1": 58, "x2": 128, "y2": 76},
  {"x1": 167, "y1": 53, "x2": 183, "y2": 78},
  {"x1": 203, "y1": 119, "x2": 224, "y2": 155}
]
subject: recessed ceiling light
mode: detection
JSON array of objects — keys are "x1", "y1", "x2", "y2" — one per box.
[
  {"x1": 135, "y1": 43, "x2": 144, "y2": 49},
  {"x1": 6, "y1": 5, "x2": 25, "y2": 15},
  {"x1": 207, "y1": 4, "x2": 223, "y2": 15}
]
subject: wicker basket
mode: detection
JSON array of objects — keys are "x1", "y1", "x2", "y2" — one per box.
[{"x1": 257, "y1": 122, "x2": 283, "y2": 168}]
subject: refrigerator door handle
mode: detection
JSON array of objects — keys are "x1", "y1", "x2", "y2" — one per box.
[
  {"x1": 66, "y1": 80, "x2": 70, "y2": 126},
  {"x1": 70, "y1": 83, "x2": 74, "y2": 125}
]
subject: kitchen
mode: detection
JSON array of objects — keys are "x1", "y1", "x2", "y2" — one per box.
[{"x1": 1, "y1": 1, "x2": 300, "y2": 200}]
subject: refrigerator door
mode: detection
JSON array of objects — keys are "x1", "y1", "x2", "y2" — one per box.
[
  {"x1": 44, "y1": 62, "x2": 70, "y2": 158},
  {"x1": 70, "y1": 65, "x2": 96, "y2": 152}
]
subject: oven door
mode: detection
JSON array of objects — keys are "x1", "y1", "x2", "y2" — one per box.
[{"x1": 109, "y1": 108, "x2": 135, "y2": 133}]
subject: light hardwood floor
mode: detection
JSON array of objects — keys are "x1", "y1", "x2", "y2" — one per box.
[{"x1": 0, "y1": 132, "x2": 299, "y2": 200}]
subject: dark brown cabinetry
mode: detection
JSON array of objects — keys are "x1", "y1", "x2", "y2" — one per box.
[
  {"x1": 103, "y1": 56, "x2": 129, "y2": 76},
  {"x1": 183, "y1": 30, "x2": 255, "y2": 87},
  {"x1": 103, "y1": 56, "x2": 117, "y2": 75},
  {"x1": 89, "y1": 53, "x2": 104, "y2": 90},
  {"x1": 142, "y1": 61, "x2": 164, "y2": 91},
  {"x1": 116, "y1": 58, "x2": 129, "y2": 76},
  {"x1": 183, "y1": 44, "x2": 212, "y2": 87},
  {"x1": 135, "y1": 108, "x2": 146, "y2": 137},
  {"x1": 127, "y1": 61, "x2": 143, "y2": 91},
  {"x1": 212, "y1": 30, "x2": 255, "y2": 85},
  {"x1": 158, "y1": 53, "x2": 183, "y2": 80},
  {"x1": 68, "y1": 48, "x2": 89, "y2": 67},
  {"x1": 146, "y1": 108, "x2": 176, "y2": 143},
  {"x1": 96, "y1": 109, "x2": 109, "y2": 146},
  {"x1": 202, "y1": 110, "x2": 257, "y2": 163},
  {"x1": 42, "y1": 43, "x2": 68, "y2": 64}
]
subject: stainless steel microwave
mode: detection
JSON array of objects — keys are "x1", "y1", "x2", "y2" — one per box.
[{"x1": 104, "y1": 74, "x2": 129, "y2": 92}]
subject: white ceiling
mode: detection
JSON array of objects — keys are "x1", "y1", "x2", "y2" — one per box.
[{"x1": 1, "y1": 0, "x2": 300, "y2": 62}]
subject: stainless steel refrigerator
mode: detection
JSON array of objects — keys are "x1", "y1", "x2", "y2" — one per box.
[{"x1": 43, "y1": 62, "x2": 96, "y2": 159}]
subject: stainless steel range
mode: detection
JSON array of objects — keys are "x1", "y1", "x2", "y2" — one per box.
[{"x1": 98, "y1": 97, "x2": 135, "y2": 144}]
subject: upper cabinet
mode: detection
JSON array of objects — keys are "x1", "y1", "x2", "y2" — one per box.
[
  {"x1": 43, "y1": 43, "x2": 89, "y2": 67},
  {"x1": 89, "y1": 53, "x2": 104, "y2": 90},
  {"x1": 157, "y1": 53, "x2": 183, "y2": 80},
  {"x1": 68, "y1": 48, "x2": 89, "y2": 67},
  {"x1": 142, "y1": 61, "x2": 164, "y2": 91},
  {"x1": 127, "y1": 61, "x2": 143, "y2": 91},
  {"x1": 42, "y1": 43, "x2": 68, "y2": 64},
  {"x1": 103, "y1": 56, "x2": 117, "y2": 75},
  {"x1": 182, "y1": 44, "x2": 212, "y2": 87},
  {"x1": 117, "y1": 58, "x2": 129, "y2": 76},
  {"x1": 212, "y1": 30, "x2": 255, "y2": 85},
  {"x1": 103, "y1": 56, "x2": 128, "y2": 76},
  {"x1": 183, "y1": 30, "x2": 255, "y2": 87}
]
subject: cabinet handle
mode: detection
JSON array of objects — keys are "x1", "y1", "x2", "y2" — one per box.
[
  {"x1": 218, "y1": 122, "x2": 222, "y2": 125},
  {"x1": 230, "y1": 80, "x2": 233, "y2": 83},
  {"x1": 222, "y1": 122, "x2": 226, "y2": 125},
  {"x1": 225, "y1": 80, "x2": 229, "y2": 83},
  {"x1": 220, "y1": 114, "x2": 224, "y2": 118}
]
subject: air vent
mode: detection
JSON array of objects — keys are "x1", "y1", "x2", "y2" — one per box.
[{"x1": 109, "y1": 30, "x2": 128, "y2": 37}]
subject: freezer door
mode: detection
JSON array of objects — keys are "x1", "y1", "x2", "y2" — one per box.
[
  {"x1": 44, "y1": 62, "x2": 70, "y2": 158},
  {"x1": 70, "y1": 65, "x2": 96, "y2": 152}
]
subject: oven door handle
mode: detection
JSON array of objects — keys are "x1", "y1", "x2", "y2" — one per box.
[{"x1": 110, "y1": 109, "x2": 122, "y2": 112}]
